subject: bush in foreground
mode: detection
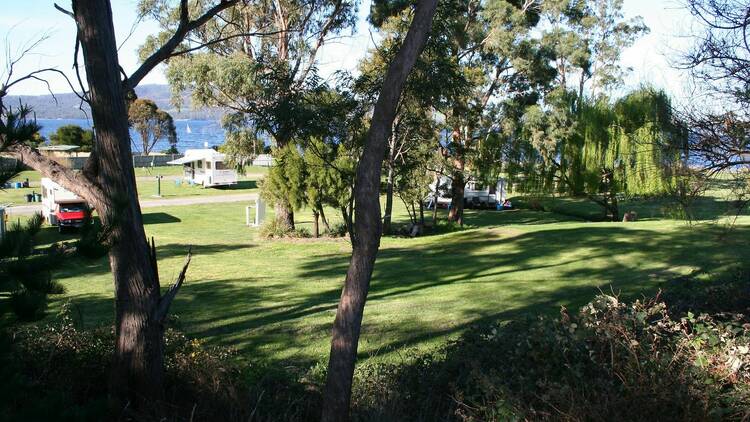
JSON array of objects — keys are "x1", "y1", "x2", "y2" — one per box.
[
  {"x1": 2, "y1": 272, "x2": 748, "y2": 421},
  {"x1": 353, "y1": 289, "x2": 750, "y2": 421}
]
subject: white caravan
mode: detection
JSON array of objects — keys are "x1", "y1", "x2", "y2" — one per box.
[
  {"x1": 41, "y1": 178, "x2": 89, "y2": 229},
  {"x1": 167, "y1": 148, "x2": 238, "y2": 187},
  {"x1": 427, "y1": 176, "x2": 507, "y2": 208}
]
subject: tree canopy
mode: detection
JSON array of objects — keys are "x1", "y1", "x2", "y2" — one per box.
[
  {"x1": 127, "y1": 98, "x2": 177, "y2": 155},
  {"x1": 49, "y1": 124, "x2": 95, "y2": 152}
]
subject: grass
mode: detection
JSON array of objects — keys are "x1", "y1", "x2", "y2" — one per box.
[
  {"x1": 20, "y1": 196, "x2": 750, "y2": 369},
  {"x1": 512, "y1": 180, "x2": 749, "y2": 222},
  {"x1": 0, "y1": 166, "x2": 268, "y2": 205}
]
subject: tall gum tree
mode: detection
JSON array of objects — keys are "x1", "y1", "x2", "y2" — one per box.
[
  {"x1": 144, "y1": 0, "x2": 357, "y2": 229},
  {"x1": 321, "y1": 0, "x2": 438, "y2": 419},
  {"x1": 430, "y1": 0, "x2": 542, "y2": 225},
  {"x1": 5, "y1": 0, "x2": 240, "y2": 409},
  {"x1": 355, "y1": 19, "x2": 449, "y2": 234}
]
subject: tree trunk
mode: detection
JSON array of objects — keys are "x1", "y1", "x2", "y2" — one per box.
[
  {"x1": 382, "y1": 160, "x2": 395, "y2": 234},
  {"x1": 419, "y1": 201, "x2": 424, "y2": 227},
  {"x1": 320, "y1": 206, "x2": 331, "y2": 232},
  {"x1": 275, "y1": 202, "x2": 295, "y2": 230},
  {"x1": 431, "y1": 172, "x2": 440, "y2": 226},
  {"x1": 320, "y1": 0, "x2": 438, "y2": 420},
  {"x1": 448, "y1": 171, "x2": 465, "y2": 226},
  {"x1": 313, "y1": 210, "x2": 320, "y2": 238},
  {"x1": 73, "y1": 0, "x2": 164, "y2": 407}
]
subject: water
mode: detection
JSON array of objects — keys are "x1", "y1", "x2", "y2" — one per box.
[{"x1": 37, "y1": 118, "x2": 226, "y2": 153}]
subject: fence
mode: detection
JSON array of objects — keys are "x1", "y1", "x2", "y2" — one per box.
[{"x1": 1, "y1": 154, "x2": 184, "y2": 170}]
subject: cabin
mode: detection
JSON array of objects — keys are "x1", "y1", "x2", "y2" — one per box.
[
  {"x1": 427, "y1": 176, "x2": 507, "y2": 209},
  {"x1": 252, "y1": 154, "x2": 274, "y2": 167},
  {"x1": 167, "y1": 148, "x2": 238, "y2": 187}
]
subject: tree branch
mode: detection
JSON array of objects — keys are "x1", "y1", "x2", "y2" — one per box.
[
  {"x1": 156, "y1": 246, "x2": 192, "y2": 322},
  {"x1": 125, "y1": 0, "x2": 240, "y2": 92},
  {"x1": 7, "y1": 143, "x2": 105, "y2": 208}
]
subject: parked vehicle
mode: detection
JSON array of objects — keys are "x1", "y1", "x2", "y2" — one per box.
[
  {"x1": 167, "y1": 148, "x2": 238, "y2": 187},
  {"x1": 41, "y1": 178, "x2": 90, "y2": 232},
  {"x1": 426, "y1": 176, "x2": 507, "y2": 209}
]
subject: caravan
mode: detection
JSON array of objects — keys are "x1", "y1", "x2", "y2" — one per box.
[
  {"x1": 167, "y1": 148, "x2": 238, "y2": 187},
  {"x1": 41, "y1": 178, "x2": 90, "y2": 232},
  {"x1": 427, "y1": 176, "x2": 507, "y2": 209}
]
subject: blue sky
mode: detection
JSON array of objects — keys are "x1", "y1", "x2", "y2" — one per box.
[{"x1": 1, "y1": 0, "x2": 697, "y2": 104}]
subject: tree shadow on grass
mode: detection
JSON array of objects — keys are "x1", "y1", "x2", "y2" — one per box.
[
  {"x1": 385, "y1": 208, "x2": 579, "y2": 240},
  {"x1": 143, "y1": 212, "x2": 182, "y2": 225},
  {"x1": 51, "y1": 242, "x2": 257, "y2": 280},
  {"x1": 48, "y1": 222, "x2": 750, "y2": 368},
  {"x1": 213, "y1": 180, "x2": 257, "y2": 191}
]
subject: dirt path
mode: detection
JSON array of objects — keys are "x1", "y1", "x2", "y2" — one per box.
[{"x1": 4, "y1": 193, "x2": 259, "y2": 216}]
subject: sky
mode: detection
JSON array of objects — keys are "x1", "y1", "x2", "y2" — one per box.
[{"x1": 1, "y1": 0, "x2": 698, "y2": 104}]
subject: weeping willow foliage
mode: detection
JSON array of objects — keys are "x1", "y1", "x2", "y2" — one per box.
[{"x1": 512, "y1": 87, "x2": 682, "y2": 198}]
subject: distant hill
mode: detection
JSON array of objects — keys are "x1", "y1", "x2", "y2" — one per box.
[{"x1": 6, "y1": 84, "x2": 225, "y2": 120}]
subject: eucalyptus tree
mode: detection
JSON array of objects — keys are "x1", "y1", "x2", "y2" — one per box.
[
  {"x1": 127, "y1": 98, "x2": 177, "y2": 155},
  {"x1": 540, "y1": 0, "x2": 648, "y2": 102},
  {"x1": 430, "y1": 0, "x2": 546, "y2": 225},
  {"x1": 321, "y1": 0, "x2": 438, "y2": 418},
  {"x1": 356, "y1": 8, "x2": 450, "y2": 233},
  {"x1": 5, "y1": 0, "x2": 244, "y2": 409},
  {"x1": 143, "y1": 0, "x2": 357, "y2": 229}
]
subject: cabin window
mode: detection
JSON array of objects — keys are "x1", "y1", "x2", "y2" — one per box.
[
  {"x1": 215, "y1": 161, "x2": 227, "y2": 170},
  {"x1": 206, "y1": 161, "x2": 212, "y2": 169},
  {"x1": 196, "y1": 161, "x2": 203, "y2": 169}
]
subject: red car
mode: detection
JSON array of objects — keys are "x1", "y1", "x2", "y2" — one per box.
[{"x1": 54, "y1": 201, "x2": 89, "y2": 232}]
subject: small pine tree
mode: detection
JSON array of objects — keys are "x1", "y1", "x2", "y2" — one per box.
[{"x1": 0, "y1": 213, "x2": 65, "y2": 321}]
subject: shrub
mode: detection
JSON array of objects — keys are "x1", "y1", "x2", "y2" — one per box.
[
  {"x1": 294, "y1": 227, "x2": 312, "y2": 238},
  {"x1": 351, "y1": 290, "x2": 750, "y2": 421},
  {"x1": 1, "y1": 304, "x2": 263, "y2": 421},
  {"x1": 324, "y1": 221, "x2": 348, "y2": 238},
  {"x1": 259, "y1": 219, "x2": 317, "y2": 240},
  {"x1": 76, "y1": 217, "x2": 109, "y2": 259},
  {"x1": 259, "y1": 218, "x2": 292, "y2": 239},
  {"x1": 9, "y1": 289, "x2": 47, "y2": 321}
]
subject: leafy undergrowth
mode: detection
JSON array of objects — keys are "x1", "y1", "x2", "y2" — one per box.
[
  {"x1": 1, "y1": 269, "x2": 749, "y2": 421},
  {"x1": 354, "y1": 292, "x2": 750, "y2": 421}
]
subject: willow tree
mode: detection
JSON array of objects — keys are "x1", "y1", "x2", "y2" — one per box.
[
  {"x1": 518, "y1": 87, "x2": 683, "y2": 220},
  {"x1": 143, "y1": 0, "x2": 357, "y2": 230}
]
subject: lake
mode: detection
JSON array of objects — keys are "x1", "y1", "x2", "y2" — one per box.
[{"x1": 37, "y1": 118, "x2": 226, "y2": 153}]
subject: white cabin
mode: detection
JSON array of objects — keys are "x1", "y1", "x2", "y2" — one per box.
[
  {"x1": 427, "y1": 176, "x2": 507, "y2": 208},
  {"x1": 167, "y1": 149, "x2": 238, "y2": 187},
  {"x1": 252, "y1": 154, "x2": 274, "y2": 167}
]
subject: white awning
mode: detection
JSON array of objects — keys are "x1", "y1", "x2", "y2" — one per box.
[
  {"x1": 166, "y1": 156, "x2": 196, "y2": 165},
  {"x1": 166, "y1": 148, "x2": 226, "y2": 165}
]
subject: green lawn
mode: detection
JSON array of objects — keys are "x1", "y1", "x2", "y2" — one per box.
[
  {"x1": 0, "y1": 166, "x2": 268, "y2": 205},
  {"x1": 511, "y1": 180, "x2": 749, "y2": 222},
  {"x1": 27, "y1": 198, "x2": 750, "y2": 368}
]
